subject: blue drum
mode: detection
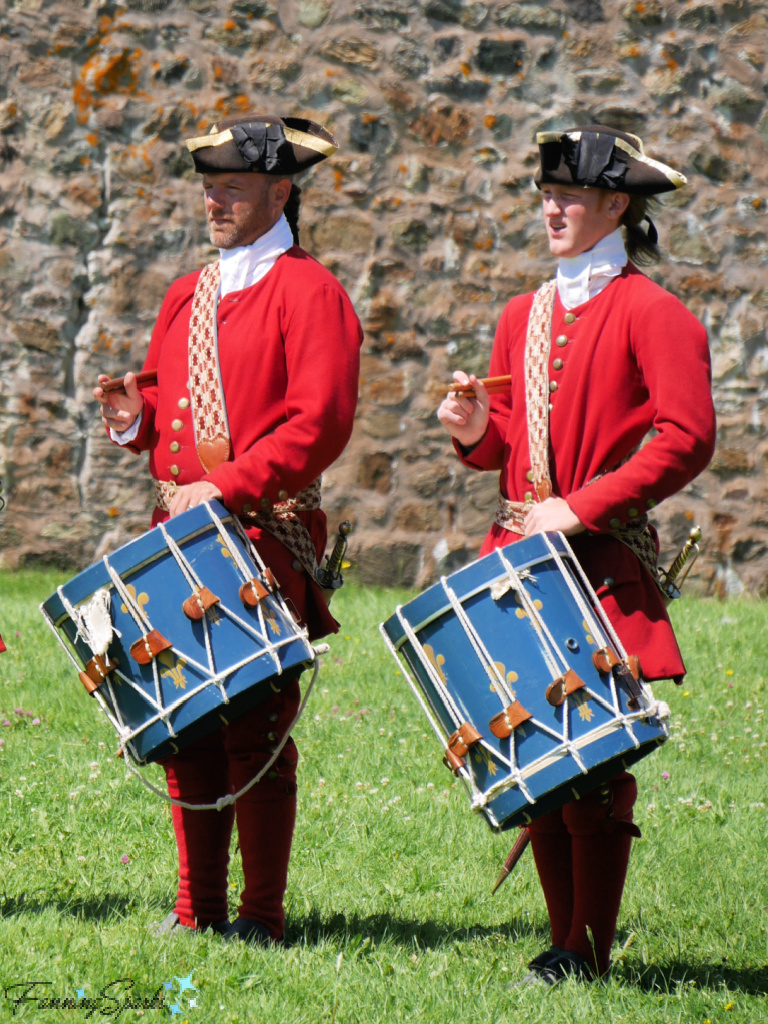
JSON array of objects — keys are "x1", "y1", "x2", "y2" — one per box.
[
  {"x1": 381, "y1": 532, "x2": 670, "y2": 832},
  {"x1": 41, "y1": 501, "x2": 316, "y2": 764}
]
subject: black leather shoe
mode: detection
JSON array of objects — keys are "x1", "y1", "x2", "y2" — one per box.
[
  {"x1": 511, "y1": 947, "x2": 594, "y2": 988},
  {"x1": 510, "y1": 945, "x2": 565, "y2": 987},
  {"x1": 223, "y1": 917, "x2": 275, "y2": 946}
]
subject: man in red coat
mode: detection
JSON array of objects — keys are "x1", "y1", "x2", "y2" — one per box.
[
  {"x1": 94, "y1": 114, "x2": 363, "y2": 944},
  {"x1": 438, "y1": 126, "x2": 716, "y2": 983}
]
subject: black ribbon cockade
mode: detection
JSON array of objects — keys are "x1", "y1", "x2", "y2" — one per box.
[
  {"x1": 561, "y1": 132, "x2": 629, "y2": 190},
  {"x1": 231, "y1": 123, "x2": 294, "y2": 174}
]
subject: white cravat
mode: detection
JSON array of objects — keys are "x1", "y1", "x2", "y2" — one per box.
[
  {"x1": 556, "y1": 228, "x2": 628, "y2": 310},
  {"x1": 112, "y1": 215, "x2": 294, "y2": 445},
  {"x1": 218, "y1": 213, "x2": 293, "y2": 296}
]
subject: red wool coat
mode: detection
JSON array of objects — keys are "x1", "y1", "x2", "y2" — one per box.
[
  {"x1": 459, "y1": 265, "x2": 716, "y2": 681},
  {"x1": 123, "y1": 246, "x2": 363, "y2": 640}
]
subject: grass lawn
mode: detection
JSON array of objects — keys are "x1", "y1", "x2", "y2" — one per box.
[{"x1": 0, "y1": 570, "x2": 767, "y2": 1023}]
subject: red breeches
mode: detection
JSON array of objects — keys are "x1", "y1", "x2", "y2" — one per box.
[
  {"x1": 161, "y1": 679, "x2": 300, "y2": 940},
  {"x1": 527, "y1": 771, "x2": 639, "y2": 976}
]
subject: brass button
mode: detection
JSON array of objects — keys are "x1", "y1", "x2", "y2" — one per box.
[
  {"x1": 268, "y1": 712, "x2": 279, "y2": 723},
  {"x1": 278, "y1": 489, "x2": 289, "y2": 501},
  {"x1": 267, "y1": 731, "x2": 278, "y2": 742},
  {"x1": 628, "y1": 507, "x2": 639, "y2": 518},
  {"x1": 171, "y1": 418, "x2": 184, "y2": 431},
  {"x1": 242, "y1": 503, "x2": 252, "y2": 514},
  {"x1": 549, "y1": 380, "x2": 558, "y2": 393},
  {"x1": 260, "y1": 497, "x2": 271, "y2": 510},
  {"x1": 555, "y1": 334, "x2": 568, "y2": 347},
  {"x1": 170, "y1": 465, "x2": 180, "y2": 477},
  {"x1": 267, "y1": 770, "x2": 279, "y2": 779},
  {"x1": 603, "y1": 576, "x2": 615, "y2": 588},
  {"x1": 646, "y1": 498, "x2": 657, "y2": 509},
  {"x1": 169, "y1": 441, "x2": 180, "y2": 454},
  {"x1": 178, "y1": 397, "x2": 190, "y2": 409},
  {"x1": 609, "y1": 517, "x2": 621, "y2": 529},
  {"x1": 524, "y1": 491, "x2": 533, "y2": 501},
  {"x1": 564, "y1": 312, "x2": 577, "y2": 324},
  {"x1": 526, "y1": 469, "x2": 534, "y2": 482},
  {"x1": 553, "y1": 358, "x2": 563, "y2": 371},
  {"x1": 292, "y1": 559, "x2": 302, "y2": 572}
]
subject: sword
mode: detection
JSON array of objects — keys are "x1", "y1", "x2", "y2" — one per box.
[
  {"x1": 314, "y1": 520, "x2": 351, "y2": 592},
  {"x1": 660, "y1": 525, "x2": 702, "y2": 605}
]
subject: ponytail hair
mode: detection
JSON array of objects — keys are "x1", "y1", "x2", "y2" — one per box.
[
  {"x1": 621, "y1": 194, "x2": 661, "y2": 266},
  {"x1": 284, "y1": 182, "x2": 302, "y2": 246}
]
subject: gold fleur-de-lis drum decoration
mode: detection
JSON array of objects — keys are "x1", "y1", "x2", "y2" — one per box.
[
  {"x1": 217, "y1": 536, "x2": 234, "y2": 560},
  {"x1": 514, "y1": 592, "x2": 543, "y2": 629},
  {"x1": 263, "y1": 604, "x2": 281, "y2": 636},
  {"x1": 472, "y1": 744, "x2": 498, "y2": 776},
  {"x1": 582, "y1": 619, "x2": 596, "y2": 646},
  {"x1": 158, "y1": 649, "x2": 188, "y2": 690},
  {"x1": 571, "y1": 690, "x2": 594, "y2": 722},
  {"x1": 489, "y1": 662, "x2": 518, "y2": 700},
  {"x1": 423, "y1": 644, "x2": 447, "y2": 686},
  {"x1": 121, "y1": 584, "x2": 149, "y2": 616}
]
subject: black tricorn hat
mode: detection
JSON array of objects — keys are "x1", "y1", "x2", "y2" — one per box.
[
  {"x1": 534, "y1": 125, "x2": 686, "y2": 195},
  {"x1": 186, "y1": 114, "x2": 338, "y2": 175}
]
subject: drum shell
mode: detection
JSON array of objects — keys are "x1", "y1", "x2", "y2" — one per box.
[
  {"x1": 41, "y1": 501, "x2": 314, "y2": 763},
  {"x1": 382, "y1": 533, "x2": 668, "y2": 832}
]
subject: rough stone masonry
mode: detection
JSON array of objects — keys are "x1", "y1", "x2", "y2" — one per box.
[{"x1": 0, "y1": 0, "x2": 766, "y2": 595}]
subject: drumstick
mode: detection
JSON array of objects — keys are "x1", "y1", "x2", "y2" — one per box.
[
  {"x1": 99, "y1": 370, "x2": 158, "y2": 395},
  {"x1": 491, "y1": 826, "x2": 531, "y2": 895},
  {"x1": 439, "y1": 375, "x2": 512, "y2": 399}
]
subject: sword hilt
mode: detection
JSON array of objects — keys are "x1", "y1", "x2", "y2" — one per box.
[
  {"x1": 314, "y1": 520, "x2": 351, "y2": 591},
  {"x1": 661, "y1": 525, "x2": 702, "y2": 604}
]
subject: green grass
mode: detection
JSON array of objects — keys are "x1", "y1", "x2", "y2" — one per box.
[{"x1": 1, "y1": 571, "x2": 767, "y2": 1023}]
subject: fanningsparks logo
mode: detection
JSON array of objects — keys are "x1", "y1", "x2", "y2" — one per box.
[{"x1": 4, "y1": 975, "x2": 198, "y2": 1021}]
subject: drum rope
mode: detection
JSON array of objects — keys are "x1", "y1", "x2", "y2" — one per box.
[
  {"x1": 378, "y1": 621, "x2": 452, "y2": 749},
  {"x1": 120, "y1": 646, "x2": 327, "y2": 810},
  {"x1": 441, "y1": 578, "x2": 517, "y2": 708},
  {"x1": 496, "y1": 548, "x2": 570, "y2": 678},
  {"x1": 156, "y1": 521, "x2": 222, "y2": 692}
]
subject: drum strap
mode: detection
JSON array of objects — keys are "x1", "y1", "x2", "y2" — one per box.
[
  {"x1": 152, "y1": 260, "x2": 323, "y2": 578},
  {"x1": 494, "y1": 279, "x2": 664, "y2": 591}
]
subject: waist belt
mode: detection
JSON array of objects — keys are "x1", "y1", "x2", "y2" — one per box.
[
  {"x1": 494, "y1": 492, "x2": 663, "y2": 589},
  {"x1": 153, "y1": 477, "x2": 323, "y2": 579}
]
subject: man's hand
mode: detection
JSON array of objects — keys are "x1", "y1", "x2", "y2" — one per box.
[
  {"x1": 437, "y1": 372, "x2": 491, "y2": 450},
  {"x1": 169, "y1": 481, "x2": 223, "y2": 517},
  {"x1": 524, "y1": 497, "x2": 585, "y2": 538},
  {"x1": 94, "y1": 372, "x2": 144, "y2": 434}
]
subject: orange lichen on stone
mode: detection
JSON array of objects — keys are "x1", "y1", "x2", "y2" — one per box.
[
  {"x1": 224, "y1": 20, "x2": 237, "y2": 30},
  {"x1": 86, "y1": 132, "x2": 99, "y2": 146},
  {"x1": 484, "y1": 114, "x2": 497, "y2": 129}
]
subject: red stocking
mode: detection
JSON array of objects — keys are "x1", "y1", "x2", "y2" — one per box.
[
  {"x1": 527, "y1": 808, "x2": 573, "y2": 950},
  {"x1": 225, "y1": 681, "x2": 300, "y2": 941},
  {"x1": 162, "y1": 732, "x2": 235, "y2": 929}
]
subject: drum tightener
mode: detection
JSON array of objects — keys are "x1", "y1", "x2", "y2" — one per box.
[
  {"x1": 129, "y1": 629, "x2": 173, "y2": 665},
  {"x1": 546, "y1": 668, "x2": 586, "y2": 708},
  {"x1": 444, "y1": 721, "x2": 482, "y2": 776},
  {"x1": 182, "y1": 585, "x2": 221, "y2": 621},
  {"x1": 489, "y1": 701, "x2": 532, "y2": 738}
]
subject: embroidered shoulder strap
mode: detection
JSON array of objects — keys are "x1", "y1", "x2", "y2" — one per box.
[
  {"x1": 158, "y1": 260, "x2": 323, "y2": 578},
  {"x1": 524, "y1": 279, "x2": 557, "y2": 501},
  {"x1": 188, "y1": 261, "x2": 231, "y2": 473}
]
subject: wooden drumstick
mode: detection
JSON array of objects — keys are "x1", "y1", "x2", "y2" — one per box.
[
  {"x1": 99, "y1": 370, "x2": 158, "y2": 395},
  {"x1": 439, "y1": 375, "x2": 512, "y2": 399}
]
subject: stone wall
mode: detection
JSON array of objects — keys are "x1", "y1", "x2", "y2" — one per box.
[{"x1": 0, "y1": 0, "x2": 767, "y2": 596}]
